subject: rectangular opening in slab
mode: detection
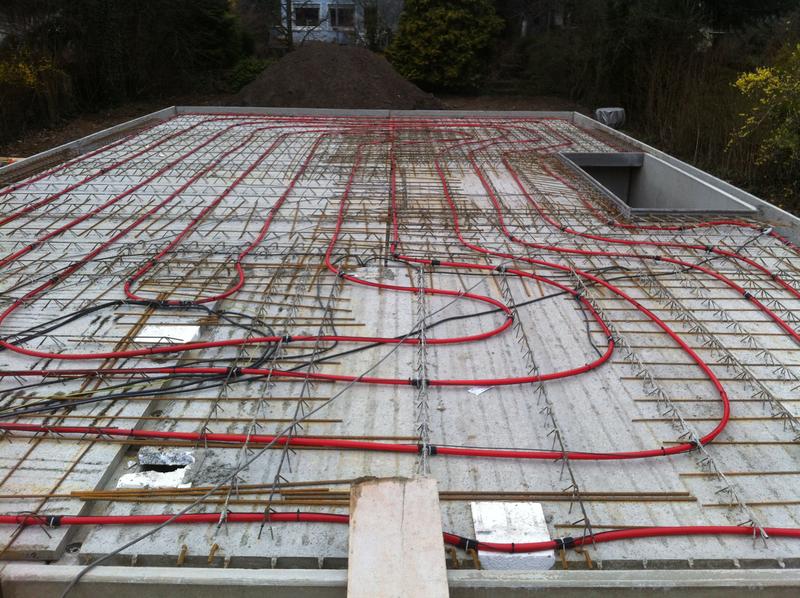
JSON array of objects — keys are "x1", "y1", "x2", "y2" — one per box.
[
  {"x1": 471, "y1": 502, "x2": 555, "y2": 570},
  {"x1": 134, "y1": 324, "x2": 199, "y2": 344},
  {"x1": 560, "y1": 152, "x2": 757, "y2": 215}
]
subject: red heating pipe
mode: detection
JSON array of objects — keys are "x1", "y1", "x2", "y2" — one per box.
[
  {"x1": 460, "y1": 153, "x2": 800, "y2": 343},
  {"x1": 2, "y1": 512, "x2": 799, "y2": 554}
]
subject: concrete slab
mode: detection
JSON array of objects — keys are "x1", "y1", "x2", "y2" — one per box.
[
  {"x1": 0, "y1": 110, "x2": 799, "y2": 584},
  {"x1": 2, "y1": 564, "x2": 800, "y2": 597}
]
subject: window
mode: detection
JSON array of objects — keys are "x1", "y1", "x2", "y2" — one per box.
[
  {"x1": 294, "y1": 4, "x2": 320, "y2": 27},
  {"x1": 329, "y1": 4, "x2": 355, "y2": 28}
]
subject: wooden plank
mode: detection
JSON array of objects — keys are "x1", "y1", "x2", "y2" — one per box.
[{"x1": 347, "y1": 477, "x2": 448, "y2": 598}]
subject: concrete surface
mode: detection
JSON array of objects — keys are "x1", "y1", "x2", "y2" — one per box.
[
  {"x1": 2, "y1": 564, "x2": 800, "y2": 597},
  {"x1": 0, "y1": 110, "x2": 799, "y2": 586}
]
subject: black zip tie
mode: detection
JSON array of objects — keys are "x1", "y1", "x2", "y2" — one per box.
[
  {"x1": 455, "y1": 536, "x2": 478, "y2": 551},
  {"x1": 430, "y1": 259, "x2": 441, "y2": 266},
  {"x1": 226, "y1": 367, "x2": 243, "y2": 378},
  {"x1": 336, "y1": 269, "x2": 346, "y2": 278},
  {"x1": 704, "y1": 245, "x2": 714, "y2": 252},
  {"x1": 495, "y1": 265, "x2": 507, "y2": 273},
  {"x1": 553, "y1": 536, "x2": 575, "y2": 550},
  {"x1": 511, "y1": 542, "x2": 516, "y2": 554},
  {"x1": 46, "y1": 515, "x2": 62, "y2": 528},
  {"x1": 743, "y1": 291, "x2": 752, "y2": 299},
  {"x1": 282, "y1": 335, "x2": 293, "y2": 343},
  {"x1": 417, "y1": 444, "x2": 438, "y2": 455},
  {"x1": 409, "y1": 378, "x2": 429, "y2": 388}
]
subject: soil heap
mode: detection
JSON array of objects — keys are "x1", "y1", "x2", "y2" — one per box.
[{"x1": 238, "y1": 43, "x2": 443, "y2": 110}]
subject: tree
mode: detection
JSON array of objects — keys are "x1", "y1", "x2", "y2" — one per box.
[
  {"x1": 0, "y1": 1, "x2": 247, "y2": 141},
  {"x1": 386, "y1": 0, "x2": 503, "y2": 91},
  {"x1": 702, "y1": 0, "x2": 800, "y2": 29},
  {"x1": 733, "y1": 43, "x2": 800, "y2": 195}
]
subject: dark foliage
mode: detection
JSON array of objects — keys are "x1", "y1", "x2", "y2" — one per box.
[
  {"x1": 491, "y1": 0, "x2": 800, "y2": 212},
  {"x1": 0, "y1": 0, "x2": 245, "y2": 141},
  {"x1": 387, "y1": 0, "x2": 504, "y2": 92}
]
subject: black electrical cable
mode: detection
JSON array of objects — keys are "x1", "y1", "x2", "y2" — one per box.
[{"x1": 0, "y1": 237, "x2": 764, "y2": 420}]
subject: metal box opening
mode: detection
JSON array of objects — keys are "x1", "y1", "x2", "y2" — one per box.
[{"x1": 560, "y1": 152, "x2": 757, "y2": 216}]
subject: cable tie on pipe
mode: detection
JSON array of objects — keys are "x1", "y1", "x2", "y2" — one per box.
[
  {"x1": 226, "y1": 367, "x2": 243, "y2": 379},
  {"x1": 455, "y1": 536, "x2": 478, "y2": 551},
  {"x1": 704, "y1": 245, "x2": 714, "y2": 252},
  {"x1": 495, "y1": 265, "x2": 507, "y2": 273},
  {"x1": 743, "y1": 291, "x2": 752, "y2": 300},
  {"x1": 511, "y1": 542, "x2": 516, "y2": 554},
  {"x1": 430, "y1": 259, "x2": 441, "y2": 266},
  {"x1": 607, "y1": 220, "x2": 614, "y2": 226},
  {"x1": 281, "y1": 335, "x2": 292, "y2": 343},
  {"x1": 46, "y1": 515, "x2": 62, "y2": 528},
  {"x1": 553, "y1": 536, "x2": 575, "y2": 550},
  {"x1": 336, "y1": 269, "x2": 346, "y2": 278},
  {"x1": 417, "y1": 444, "x2": 438, "y2": 456}
]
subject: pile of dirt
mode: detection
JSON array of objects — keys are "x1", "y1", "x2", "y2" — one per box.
[{"x1": 238, "y1": 43, "x2": 443, "y2": 110}]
